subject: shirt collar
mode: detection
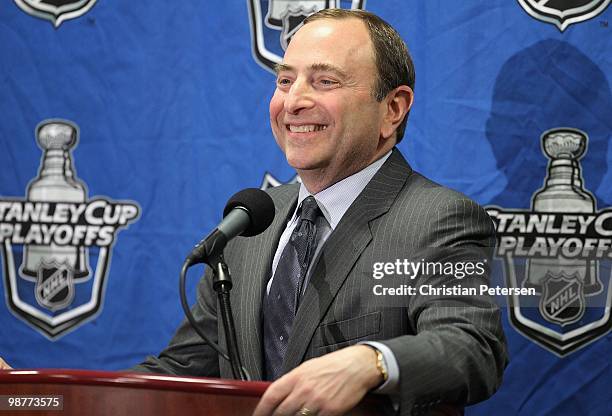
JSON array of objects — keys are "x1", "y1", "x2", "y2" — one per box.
[{"x1": 293, "y1": 151, "x2": 392, "y2": 230}]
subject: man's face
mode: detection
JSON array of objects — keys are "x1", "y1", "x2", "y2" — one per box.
[{"x1": 269, "y1": 18, "x2": 388, "y2": 188}]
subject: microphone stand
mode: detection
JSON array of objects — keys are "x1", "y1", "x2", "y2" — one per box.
[
  {"x1": 207, "y1": 253, "x2": 248, "y2": 381},
  {"x1": 180, "y1": 188, "x2": 273, "y2": 382},
  {"x1": 180, "y1": 253, "x2": 251, "y2": 382}
]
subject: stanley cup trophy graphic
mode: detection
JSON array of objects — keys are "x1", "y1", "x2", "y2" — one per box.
[
  {"x1": 525, "y1": 128, "x2": 602, "y2": 296},
  {"x1": 19, "y1": 120, "x2": 91, "y2": 310},
  {"x1": 265, "y1": 0, "x2": 329, "y2": 28},
  {"x1": 266, "y1": 0, "x2": 327, "y2": 51}
]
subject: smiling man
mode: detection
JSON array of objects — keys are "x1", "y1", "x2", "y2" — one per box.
[
  {"x1": 133, "y1": 9, "x2": 507, "y2": 416},
  {"x1": 268, "y1": 14, "x2": 409, "y2": 195}
]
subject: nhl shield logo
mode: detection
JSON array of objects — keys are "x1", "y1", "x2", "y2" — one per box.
[
  {"x1": 517, "y1": 0, "x2": 611, "y2": 31},
  {"x1": 35, "y1": 261, "x2": 75, "y2": 311},
  {"x1": 0, "y1": 119, "x2": 140, "y2": 339},
  {"x1": 540, "y1": 272, "x2": 585, "y2": 326},
  {"x1": 13, "y1": 0, "x2": 98, "y2": 28},
  {"x1": 487, "y1": 128, "x2": 612, "y2": 356},
  {"x1": 248, "y1": 0, "x2": 366, "y2": 72}
]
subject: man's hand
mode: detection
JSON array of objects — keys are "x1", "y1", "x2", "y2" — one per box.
[
  {"x1": 0, "y1": 357, "x2": 12, "y2": 370},
  {"x1": 253, "y1": 345, "x2": 383, "y2": 416}
]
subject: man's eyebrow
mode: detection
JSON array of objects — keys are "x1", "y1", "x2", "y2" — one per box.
[
  {"x1": 309, "y1": 63, "x2": 348, "y2": 79},
  {"x1": 273, "y1": 63, "x2": 348, "y2": 79},
  {"x1": 274, "y1": 63, "x2": 292, "y2": 74}
]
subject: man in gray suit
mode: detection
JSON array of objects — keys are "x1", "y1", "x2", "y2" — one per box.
[{"x1": 133, "y1": 9, "x2": 508, "y2": 416}]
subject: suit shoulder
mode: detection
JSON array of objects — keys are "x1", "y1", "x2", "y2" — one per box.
[
  {"x1": 264, "y1": 183, "x2": 299, "y2": 207},
  {"x1": 401, "y1": 171, "x2": 488, "y2": 215},
  {"x1": 392, "y1": 171, "x2": 495, "y2": 245}
]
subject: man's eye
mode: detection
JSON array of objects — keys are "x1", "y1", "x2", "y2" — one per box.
[
  {"x1": 277, "y1": 78, "x2": 292, "y2": 86},
  {"x1": 319, "y1": 79, "x2": 338, "y2": 86}
]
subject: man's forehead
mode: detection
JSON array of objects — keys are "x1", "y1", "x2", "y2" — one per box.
[
  {"x1": 278, "y1": 18, "x2": 374, "y2": 74},
  {"x1": 291, "y1": 17, "x2": 370, "y2": 47}
]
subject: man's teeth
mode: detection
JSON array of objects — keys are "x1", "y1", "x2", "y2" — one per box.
[{"x1": 289, "y1": 124, "x2": 327, "y2": 133}]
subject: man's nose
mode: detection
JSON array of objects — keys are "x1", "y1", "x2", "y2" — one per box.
[{"x1": 285, "y1": 79, "x2": 315, "y2": 114}]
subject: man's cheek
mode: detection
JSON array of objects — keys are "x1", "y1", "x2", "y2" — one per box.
[
  {"x1": 273, "y1": 133, "x2": 286, "y2": 154},
  {"x1": 269, "y1": 92, "x2": 284, "y2": 118},
  {"x1": 269, "y1": 115, "x2": 285, "y2": 145}
]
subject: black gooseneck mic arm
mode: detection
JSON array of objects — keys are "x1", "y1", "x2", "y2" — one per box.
[
  {"x1": 206, "y1": 252, "x2": 246, "y2": 381},
  {"x1": 178, "y1": 260, "x2": 229, "y2": 362},
  {"x1": 179, "y1": 189, "x2": 275, "y2": 381},
  {"x1": 179, "y1": 257, "x2": 250, "y2": 379}
]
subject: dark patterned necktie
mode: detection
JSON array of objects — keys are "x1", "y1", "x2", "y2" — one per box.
[{"x1": 263, "y1": 196, "x2": 322, "y2": 380}]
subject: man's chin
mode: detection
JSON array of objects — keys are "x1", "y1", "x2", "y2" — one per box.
[{"x1": 285, "y1": 156, "x2": 326, "y2": 172}]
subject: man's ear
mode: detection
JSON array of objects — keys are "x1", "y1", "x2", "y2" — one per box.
[{"x1": 380, "y1": 86, "x2": 413, "y2": 139}]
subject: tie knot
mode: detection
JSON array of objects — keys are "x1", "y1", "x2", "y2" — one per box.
[{"x1": 299, "y1": 196, "x2": 320, "y2": 223}]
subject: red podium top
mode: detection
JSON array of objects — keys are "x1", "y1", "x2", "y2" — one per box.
[
  {"x1": 0, "y1": 369, "x2": 384, "y2": 415},
  {"x1": 0, "y1": 368, "x2": 269, "y2": 395}
]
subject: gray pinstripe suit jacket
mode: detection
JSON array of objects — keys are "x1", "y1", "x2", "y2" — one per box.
[{"x1": 135, "y1": 148, "x2": 508, "y2": 415}]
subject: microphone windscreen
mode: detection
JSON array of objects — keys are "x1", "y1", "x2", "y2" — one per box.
[{"x1": 223, "y1": 188, "x2": 275, "y2": 237}]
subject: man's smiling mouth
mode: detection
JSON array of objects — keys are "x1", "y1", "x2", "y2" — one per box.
[{"x1": 287, "y1": 124, "x2": 328, "y2": 133}]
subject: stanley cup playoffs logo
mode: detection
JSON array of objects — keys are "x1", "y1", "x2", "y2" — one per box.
[
  {"x1": 488, "y1": 128, "x2": 612, "y2": 356},
  {"x1": 0, "y1": 120, "x2": 140, "y2": 339},
  {"x1": 248, "y1": 0, "x2": 366, "y2": 72}
]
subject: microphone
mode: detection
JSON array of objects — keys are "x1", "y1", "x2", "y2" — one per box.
[{"x1": 185, "y1": 188, "x2": 275, "y2": 266}]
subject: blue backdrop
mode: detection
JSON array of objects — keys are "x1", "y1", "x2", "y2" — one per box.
[{"x1": 1, "y1": 1, "x2": 610, "y2": 415}]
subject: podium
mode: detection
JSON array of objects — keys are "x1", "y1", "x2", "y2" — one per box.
[{"x1": 0, "y1": 369, "x2": 384, "y2": 415}]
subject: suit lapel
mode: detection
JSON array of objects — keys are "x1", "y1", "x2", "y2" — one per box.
[
  {"x1": 281, "y1": 149, "x2": 413, "y2": 373},
  {"x1": 235, "y1": 184, "x2": 298, "y2": 380}
]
